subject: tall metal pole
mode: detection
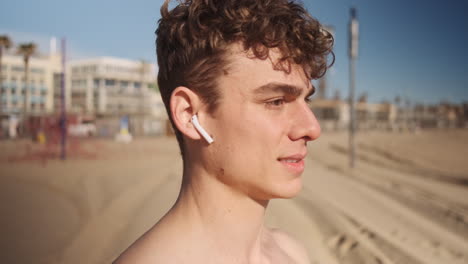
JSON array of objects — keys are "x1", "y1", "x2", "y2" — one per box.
[
  {"x1": 60, "y1": 38, "x2": 67, "y2": 160},
  {"x1": 0, "y1": 46, "x2": 4, "y2": 115},
  {"x1": 348, "y1": 7, "x2": 359, "y2": 168},
  {"x1": 349, "y1": 53, "x2": 356, "y2": 168}
]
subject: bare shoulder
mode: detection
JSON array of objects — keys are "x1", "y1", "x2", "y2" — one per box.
[
  {"x1": 269, "y1": 228, "x2": 311, "y2": 264},
  {"x1": 113, "y1": 233, "x2": 161, "y2": 264},
  {"x1": 113, "y1": 225, "x2": 178, "y2": 264}
]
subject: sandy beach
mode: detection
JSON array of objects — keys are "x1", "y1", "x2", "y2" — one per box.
[{"x1": 1, "y1": 129, "x2": 467, "y2": 264}]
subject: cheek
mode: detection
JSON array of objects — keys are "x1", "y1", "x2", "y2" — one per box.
[
  {"x1": 227, "y1": 118, "x2": 272, "y2": 155},
  {"x1": 244, "y1": 112, "x2": 289, "y2": 149},
  {"x1": 212, "y1": 104, "x2": 288, "y2": 160}
]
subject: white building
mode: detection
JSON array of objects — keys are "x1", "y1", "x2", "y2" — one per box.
[
  {"x1": 0, "y1": 52, "x2": 62, "y2": 116},
  {"x1": 67, "y1": 57, "x2": 161, "y2": 116}
]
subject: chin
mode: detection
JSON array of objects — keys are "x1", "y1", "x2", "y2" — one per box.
[{"x1": 271, "y1": 177, "x2": 303, "y2": 199}]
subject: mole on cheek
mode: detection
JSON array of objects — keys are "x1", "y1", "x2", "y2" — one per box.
[{"x1": 216, "y1": 168, "x2": 225, "y2": 180}]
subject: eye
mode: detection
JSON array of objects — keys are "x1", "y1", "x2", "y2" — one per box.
[{"x1": 265, "y1": 98, "x2": 285, "y2": 108}]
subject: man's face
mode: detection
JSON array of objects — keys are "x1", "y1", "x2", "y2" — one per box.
[{"x1": 203, "y1": 45, "x2": 321, "y2": 201}]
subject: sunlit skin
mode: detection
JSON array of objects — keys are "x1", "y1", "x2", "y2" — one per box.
[{"x1": 114, "y1": 44, "x2": 321, "y2": 264}]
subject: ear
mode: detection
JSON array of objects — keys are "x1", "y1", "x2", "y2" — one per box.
[{"x1": 170, "y1": 86, "x2": 203, "y2": 140}]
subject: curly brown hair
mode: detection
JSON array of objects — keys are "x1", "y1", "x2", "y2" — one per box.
[{"x1": 155, "y1": 0, "x2": 334, "y2": 156}]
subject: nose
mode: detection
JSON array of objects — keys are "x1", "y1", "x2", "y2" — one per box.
[{"x1": 288, "y1": 102, "x2": 321, "y2": 142}]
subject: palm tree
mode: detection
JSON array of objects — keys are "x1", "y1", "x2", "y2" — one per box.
[
  {"x1": 16, "y1": 43, "x2": 37, "y2": 116},
  {"x1": 0, "y1": 35, "x2": 12, "y2": 114}
]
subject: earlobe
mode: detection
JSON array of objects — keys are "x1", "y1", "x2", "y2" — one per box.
[{"x1": 170, "y1": 86, "x2": 203, "y2": 140}]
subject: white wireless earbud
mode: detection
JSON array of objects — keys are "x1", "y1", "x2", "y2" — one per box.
[{"x1": 191, "y1": 114, "x2": 214, "y2": 144}]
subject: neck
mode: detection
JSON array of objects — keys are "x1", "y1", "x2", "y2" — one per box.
[{"x1": 170, "y1": 163, "x2": 269, "y2": 262}]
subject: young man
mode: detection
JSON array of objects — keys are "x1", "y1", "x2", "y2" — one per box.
[{"x1": 115, "y1": 0, "x2": 333, "y2": 263}]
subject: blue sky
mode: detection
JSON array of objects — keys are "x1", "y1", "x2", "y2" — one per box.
[{"x1": 1, "y1": 0, "x2": 467, "y2": 104}]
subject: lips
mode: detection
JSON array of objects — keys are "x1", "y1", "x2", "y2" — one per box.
[{"x1": 278, "y1": 153, "x2": 306, "y2": 174}]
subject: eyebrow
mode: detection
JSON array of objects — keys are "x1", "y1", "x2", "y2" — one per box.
[{"x1": 253, "y1": 82, "x2": 315, "y2": 98}]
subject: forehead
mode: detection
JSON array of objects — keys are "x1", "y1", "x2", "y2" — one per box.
[{"x1": 220, "y1": 44, "x2": 312, "y2": 95}]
